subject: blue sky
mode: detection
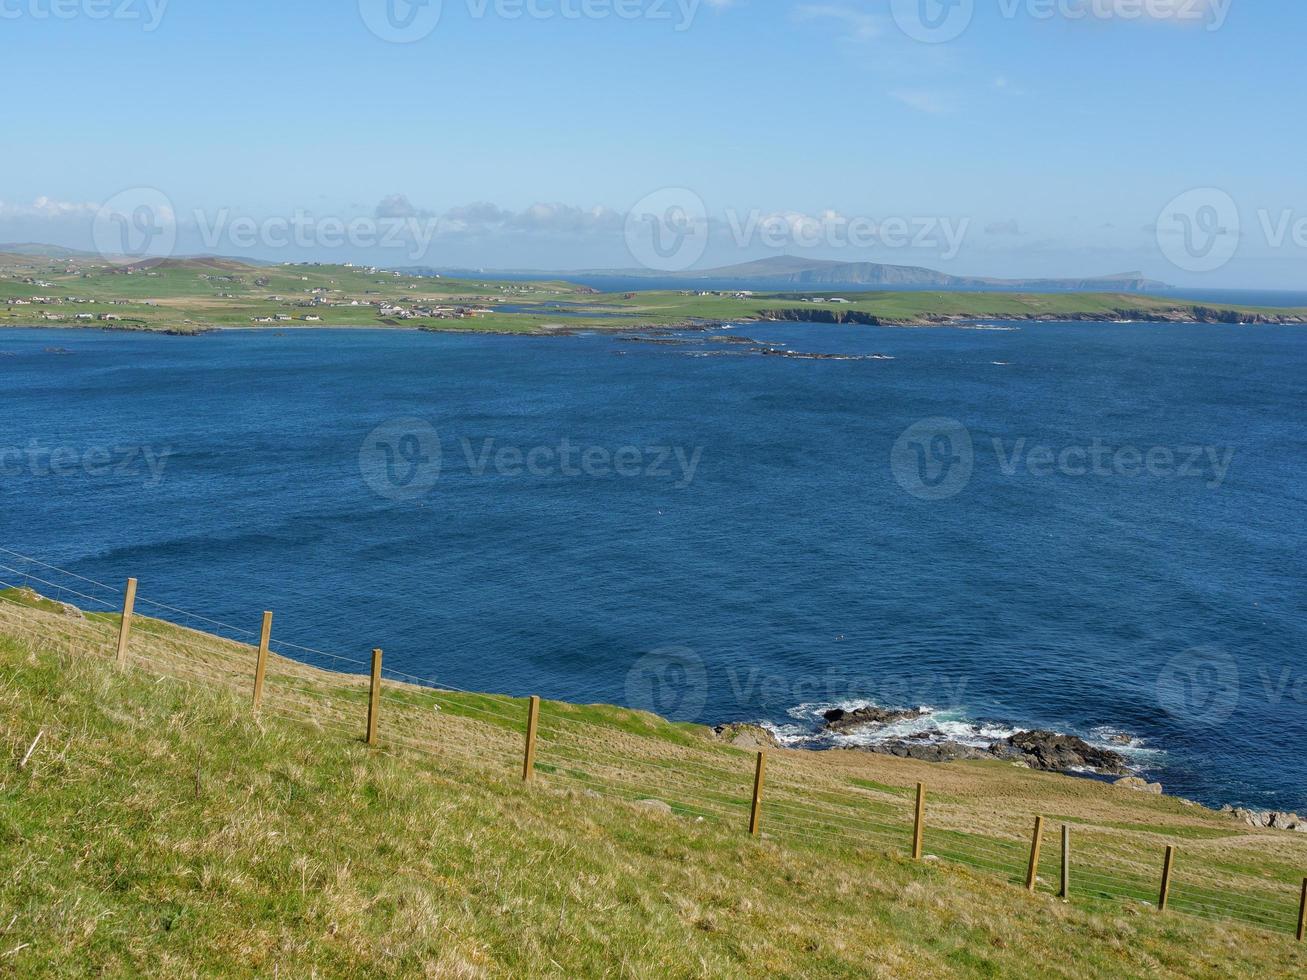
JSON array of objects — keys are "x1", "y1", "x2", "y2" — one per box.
[{"x1": 2, "y1": 0, "x2": 1304, "y2": 286}]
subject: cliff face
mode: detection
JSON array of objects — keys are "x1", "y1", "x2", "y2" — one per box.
[{"x1": 757, "y1": 307, "x2": 1307, "y2": 327}]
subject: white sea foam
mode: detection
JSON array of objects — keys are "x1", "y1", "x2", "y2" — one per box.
[{"x1": 760, "y1": 701, "x2": 1162, "y2": 769}]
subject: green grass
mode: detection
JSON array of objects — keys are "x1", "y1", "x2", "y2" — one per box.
[
  {"x1": 2, "y1": 599, "x2": 1307, "y2": 976},
  {"x1": 4, "y1": 254, "x2": 1305, "y2": 336}
]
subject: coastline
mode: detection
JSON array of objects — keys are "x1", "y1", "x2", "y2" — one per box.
[
  {"x1": 8, "y1": 305, "x2": 1307, "y2": 340},
  {"x1": 713, "y1": 706, "x2": 1307, "y2": 829}
]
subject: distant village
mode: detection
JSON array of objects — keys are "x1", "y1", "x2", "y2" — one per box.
[
  {"x1": 0, "y1": 262, "x2": 514, "y2": 326},
  {"x1": 678, "y1": 288, "x2": 849, "y2": 305}
]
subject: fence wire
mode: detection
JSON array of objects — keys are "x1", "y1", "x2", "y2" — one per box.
[{"x1": 1, "y1": 548, "x2": 1304, "y2": 941}]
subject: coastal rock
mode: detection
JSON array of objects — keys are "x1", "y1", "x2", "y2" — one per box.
[
  {"x1": 712, "y1": 723, "x2": 781, "y2": 751},
  {"x1": 760, "y1": 306, "x2": 1307, "y2": 329},
  {"x1": 1114, "y1": 777, "x2": 1163, "y2": 795},
  {"x1": 863, "y1": 740, "x2": 988, "y2": 763},
  {"x1": 991, "y1": 731, "x2": 1129, "y2": 776},
  {"x1": 1228, "y1": 807, "x2": 1272, "y2": 828},
  {"x1": 822, "y1": 705, "x2": 926, "y2": 734},
  {"x1": 1220, "y1": 807, "x2": 1307, "y2": 831}
]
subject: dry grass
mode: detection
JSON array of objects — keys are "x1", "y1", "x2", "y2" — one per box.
[{"x1": 1, "y1": 589, "x2": 1305, "y2": 976}]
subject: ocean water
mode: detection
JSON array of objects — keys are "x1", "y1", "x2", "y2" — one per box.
[{"x1": 2, "y1": 322, "x2": 1305, "y2": 811}]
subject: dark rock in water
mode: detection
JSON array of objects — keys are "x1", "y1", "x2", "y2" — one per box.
[
  {"x1": 712, "y1": 723, "x2": 781, "y2": 751},
  {"x1": 993, "y1": 730, "x2": 1128, "y2": 776},
  {"x1": 860, "y1": 740, "x2": 989, "y2": 763},
  {"x1": 822, "y1": 705, "x2": 926, "y2": 733}
]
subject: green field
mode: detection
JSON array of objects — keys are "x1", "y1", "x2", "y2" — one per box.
[
  {"x1": 2, "y1": 252, "x2": 1304, "y2": 336},
  {"x1": 2, "y1": 586, "x2": 1306, "y2": 976}
]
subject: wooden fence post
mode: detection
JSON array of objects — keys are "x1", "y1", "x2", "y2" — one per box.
[
  {"x1": 1059, "y1": 824, "x2": 1071, "y2": 900},
  {"x1": 1297, "y1": 877, "x2": 1306, "y2": 943},
  {"x1": 912, "y1": 782, "x2": 926, "y2": 860},
  {"x1": 366, "y1": 649, "x2": 382, "y2": 746},
  {"x1": 749, "y1": 751, "x2": 767, "y2": 837},
  {"x1": 114, "y1": 578, "x2": 137, "y2": 669},
  {"x1": 1158, "y1": 845, "x2": 1176, "y2": 912},
  {"x1": 1026, "y1": 816, "x2": 1045, "y2": 892},
  {"x1": 252, "y1": 611, "x2": 272, "y2": 711},
  {"x1": 522, "y1": 696, "x2": 541, "y2": 782}
]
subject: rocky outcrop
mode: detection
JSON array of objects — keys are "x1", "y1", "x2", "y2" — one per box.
[
  {"x1": 991, "y1": 731, "x2": 1129, "y2": 776},
  {"x1": 1115, "y1": 777, "x2": 1163, "y2": 795},
  {"x1": 857, "y1": 740, "x2": 989, "y2": 763},
  {"x1": 712, "y1": 723, "x2": 781, "y2": 751},
  {"x1": 820, "y1": 715, "x2": 1129, "y2": 775},
  {"x1": 822, "y1": 706, "x2": 926, "y2": 734},
  {"x1": 758, "y1": 307, "x2": 1307, "y2": 329},
  {"x1": 1221, "y1": 806, "x2": 1307, "y2": 832}
]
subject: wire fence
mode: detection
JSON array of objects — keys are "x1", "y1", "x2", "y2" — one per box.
[{"x1": 1, "y1": 547, "x2": 1305, "y2": 944}]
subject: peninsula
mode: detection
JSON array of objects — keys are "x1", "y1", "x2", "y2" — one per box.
[{"x1": 3, "y1": 251, "x2": 1304, "y2": 336}]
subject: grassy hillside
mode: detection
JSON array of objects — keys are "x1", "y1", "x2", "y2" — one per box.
[
  {"x1": 1, "y1": 589, "x2": 1305, "y2": 976},
  {"x1": 2, "y1": 253, "x2": 1304, "y2": 335}
]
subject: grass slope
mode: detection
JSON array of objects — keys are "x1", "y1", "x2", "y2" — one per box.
[{"x1": 0, "y1": 596, "x2": 1305, "y2": 976}]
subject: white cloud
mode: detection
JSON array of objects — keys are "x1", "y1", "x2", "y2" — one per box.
[
  {"x1": 890, "y1": 89, "x2": 954, "y2": 114},
  {"x1": 793, "y1": 3, "x2": 883, "y2": 41},
  {"x1": 378, "y1": 199, "x2": 625, "y2": 238},
  {"x1": 0, "y1": 197, "x2": 100, "y2": 220}
]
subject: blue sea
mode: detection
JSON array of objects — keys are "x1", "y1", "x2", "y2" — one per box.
[{"x1": 2, "y1": 322, "x2": 1305, "y2": 812}]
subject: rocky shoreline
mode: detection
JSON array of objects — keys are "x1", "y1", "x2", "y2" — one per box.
[
  {"x1": 755, "y1": 307, "x2": 1307, "y2": 328},
  {"x1": 717, "y1": 716, "x2": 1131, "y2": 776},
  {"x1": 711, "y1": 711, "x2": 1307, "y2": 834}
]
